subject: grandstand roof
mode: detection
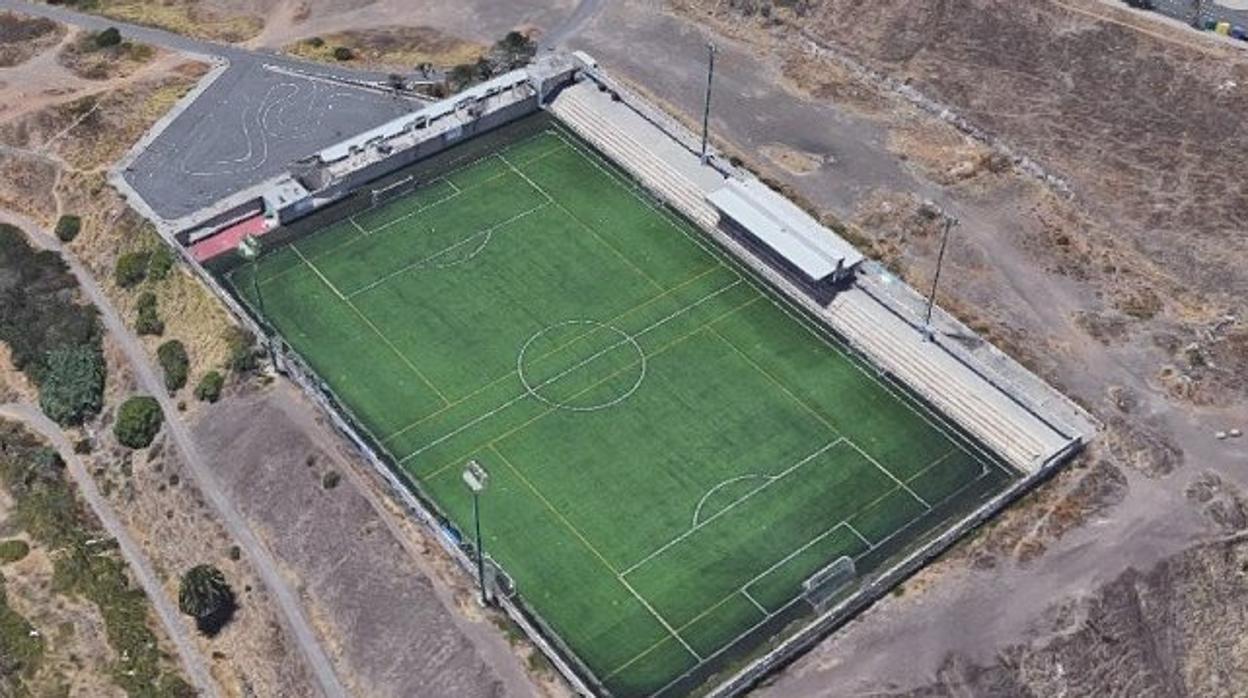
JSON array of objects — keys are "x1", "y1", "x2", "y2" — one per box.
[{"x1": 707, "y1": 179, "x2": 864, "y2": 281}]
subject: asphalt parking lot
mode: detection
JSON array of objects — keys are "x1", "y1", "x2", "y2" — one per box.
[{"x1": 122, "y1": 62, "x2": 418, "y2": 220}]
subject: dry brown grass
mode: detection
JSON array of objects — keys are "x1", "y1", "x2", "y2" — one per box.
[
  {"x1": 0, "y1": 154, "x2": 58, "y2": 227},
  {"x1": 56, "y1": 28, "x2": 158, "y2": 81},
  {"x1": 0, "y1": 11, "x2": 63, "y2": 68},
  {"x1": 64, "y1": 174, "x2": 236, "y2": 393},
  {"x1": 286, "y1": 26, "x2": 485, "y2": 70},
  {"x1": 86, "y1": 0, "x2": 263, "y2": 43}
]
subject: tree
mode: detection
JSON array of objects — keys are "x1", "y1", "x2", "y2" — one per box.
[
  {"x1": 178, "y1": 564, "x2": 235, "y2": 635},
  {"x1": 36, "y1": 345, "x2": 104, "y2": 426},
  {"x1": 147, "y1": 245, "x2": 174, "y2": 281},
  {"x1": 94, "y1": 27, "x2": 121, "y2": 49},
  {"x1": 134, "y1": 291, "x2": 163, "y2": 336},
  {"x1": 114, "y1": 251, "x2": 149, "y2": 288},
  {"x1": 332, "y1": 46, "x2": 354, "y2": 61},
  {"x1": 194, "y1": 370, "x2": 223, "y2": 403},
  {"x1": 157, "y1": 340, "x2": 188, "y2": 391},
  {"x1": 54, "y1": 215, "x2": 81, "y2": 243},
  {"x1": 113, "y1": 396, "x2": 163, "y2": 449}
]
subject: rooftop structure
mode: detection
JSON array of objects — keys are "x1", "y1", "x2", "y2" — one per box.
[{"x1": 708, "y1": 178, "x2": 863, "y2": 285}]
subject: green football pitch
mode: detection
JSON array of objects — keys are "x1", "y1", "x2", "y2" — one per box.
[{"x1": 228, "y1": 123, "x2": 1018, "y2": 697}]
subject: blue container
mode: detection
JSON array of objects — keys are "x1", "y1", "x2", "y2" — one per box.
[{"x1": 1233, "y1": 26, "x2": 1248, "y2": 40}]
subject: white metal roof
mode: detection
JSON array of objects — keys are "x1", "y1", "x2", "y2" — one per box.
[{"x1": 707, "y1": 179, "x2": 864, "y2": 281}]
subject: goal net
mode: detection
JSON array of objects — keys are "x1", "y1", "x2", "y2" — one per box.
[
  {"x1": 801, "y1": 555, "x2": 856, "y2": 611},
  {"x1": 370, "y1": 175, "x2": 416, "y2": 208}
]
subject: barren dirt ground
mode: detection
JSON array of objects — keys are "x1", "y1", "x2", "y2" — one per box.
[{"x1": 192, "y1": 381, "x2": 564, "y2": 698}]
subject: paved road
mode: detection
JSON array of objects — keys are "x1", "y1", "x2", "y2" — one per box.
[
  {"x1": 0, "y1": 400, "x2": 223, "y2": 698},
  {"x1": 1150, "y1": 0, "x2": 1248, "y2": 29},
  {"x1": 0, "y1": 212, "x2": 348, "y2": 698},
  {"x1": 0, "y1": 0, "x2": 421, "y2": 220}
]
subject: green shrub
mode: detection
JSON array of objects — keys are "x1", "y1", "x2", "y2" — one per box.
[
  {"x1": 94, "y1": 26, "x2": 121, "y2": 48},
  {"x1": 156, "y1": 340, "x2": 188, "y2": 391},
  {"x1": 332, "y1": 46, "x2": 353, "y2": 61},
  {"x1": 0, "y1": 540, "x2": 30, "y2": 564},
  {"x1": 194, "y1": 370, "x2": 223, "y2": 403},
  {"x1": 134, "y1": 291, "x2": 163, "y2": 336},
  {"x1": 306, "y1": 36, "x2": 324, "y2": 48},
  {"x1": 54, "y1": 215, "x2": 81, "y2": 243},
  {"x1": 321, "y1": 471, "x2": 341, "y2": 490},
  {"x1": 147, "y1": 245, "x2": 174, "y2": 281},
  {"x1": 114, "y1": 396, "x2": 163, "y2": 449},
  {"x1": 178, "y1": 564, "x2": 235, "y2": 635},
  {"x1": 223, "y1": 327, "x2": 256, "y2": 373},
  {"x1": 36, "y1": 345, "x2": 104, "y2": 426},
  {"x1": 113, "y1": 251, "x2": 149, "y2": 288}
]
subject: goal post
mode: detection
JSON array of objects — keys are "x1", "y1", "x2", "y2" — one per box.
[
  {"x1": 801, "y1": 555, "x2": 857, "y2": 611},
  {"x1": 370, "y1": 175, "x2": 416, "y2": 208}
]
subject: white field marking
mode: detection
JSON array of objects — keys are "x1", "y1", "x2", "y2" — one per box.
[
  {"x1": 690, "y1": 474, "x2": 770, "y2": 528},
  {"x1": 414, "y1": 294, "x2": 763, "y2": 486},
  {"x1": 348, "y1": 217, "x2": 368, "y2": 235},
  {"x1": 489, "y1": 445, "x2": 701, "y2": 663},
  {"x1": 845, "y1": 522, "x2": 873, "y2": 549},
  {"x1": 293, "y1": 244, "x2": 450, "y2": 405},
  {"x1": 397, "y1": 280, "x2": 744, "y2": 464},
  {"x1": 742, "y1": 589, "x2": 768, "y2": 615},
  {"x1": 345, "y1": 202, "x2": 550, "y2": 299},
  {"x1": 620, "y1": 439, "x2": 845, "y2": 578},
  {"x1": 515, "y1": 320, "x2": 647, "y2": 412},
  {"x1": 854, "y1": 463, "x2": 992, "y2": 564},
  {"x1": 378, "y1": 264, "x2": 726, "y2": 444},
  {"x1": 498, "y1": 150, "x2": 667, "y2": 293},
  {"x1": 550, "y1": 123, "x2": 1012, "y2": 480},
  {"x1": 619, "y1": 575, "x2": 702, "y2": 662},
  {"x1": 297, "y1": 132, "x2": 570, "y2": 263},
  {"x1": 292, "y1": 245, "x2": 345, "y2": 300},
  {"x1": 844, "y1": 439, "x2": 931, "y2": 510},
  {"x1": 607, "y1": 447, "x2": 995, "y2": 684}
]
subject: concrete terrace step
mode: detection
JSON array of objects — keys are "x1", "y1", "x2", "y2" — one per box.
[
  {"x1": 551, "y1": 92, "x2": 719, "y2": 229},
  {"x1": 552, "y1": 96, "x2": 711, "y2": 222},
  {"x1": 827, "y1": 291, "x2": 1055, "y2": 469}
]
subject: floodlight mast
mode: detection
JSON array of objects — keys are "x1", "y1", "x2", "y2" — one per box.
[
  {"x1": 700, "y1": 42, "x2": 717, "y2": 164},
  {"x1": 463, "y1": 460, "x2": 490, "y2": 605},
  {"x1": 923, "y1": 215, "x2": 958, "y2": 342}
]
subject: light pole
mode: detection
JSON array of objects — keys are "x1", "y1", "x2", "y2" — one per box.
[
  {"x1": 923, "y1": 215, "x2": 958, "y2": 341},
  {"x1": 462, "y1": 460, "x2": 490, "y2": 605},
  {"x1": 237, "y1": 235, "x2": 276, "y2": 367},
  {"x1": 700, "y1": 42, "x2": 717, "y2": 164}
]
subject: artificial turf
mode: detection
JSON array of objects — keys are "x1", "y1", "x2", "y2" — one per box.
[{"x1": 228, "y1": 124, "x2": 1018, "y2": 697}]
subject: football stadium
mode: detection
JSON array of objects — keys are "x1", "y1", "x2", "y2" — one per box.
[{"x1": 177, "y1": 53, "x2": 1095, "y2": 697}]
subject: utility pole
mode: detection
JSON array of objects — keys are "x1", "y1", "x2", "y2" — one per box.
[
  {"x1": 462, "y1": 460, "x2": 490, "y2": 606},
  {"x1": 923, "y1": 215, "x2": 958, "y2": 341},
  {"x1": 700, "y1": 42, "x2": 717, "y2": 164}
]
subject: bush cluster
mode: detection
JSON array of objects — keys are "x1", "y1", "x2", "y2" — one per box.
[
  {"x1": 54, "y1": 215, "x2": 81, "y2": 243},
  {"x1": 0, "y1": 225, "x2": 104, "y2": 426},
  {"x1": 194, "y1": 370, "x2": 224, "y2": 403},
  {"x1": 114, "y1": 396, "x2": 163, "y2": 449},
  {"x1": 114, "y1": 250, "x2": 149, "y2": 288},
  {"x1": 157, "y1": 340, "x2": 189, "y2": 391},
  {"x1": 134, "y1": 291, "x2": 163, "y2": 336}
]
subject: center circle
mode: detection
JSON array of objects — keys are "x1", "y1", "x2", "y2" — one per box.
[{"x1": 516, "y1": 320, "x2": 647, "y2": 412}]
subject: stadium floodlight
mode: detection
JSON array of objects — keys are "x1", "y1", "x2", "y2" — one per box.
[
  {"x1": 238, "y1": 235, "x2": 276, "y2": 366},
  {"x1": 700, "y1": 42, "x2": 717, "y2": 165},
  {"x1": 922, "y1": 215, "x2": 958, "y2": 342},
  {"x1": 463, "y1": 460, "x2": 490, "y2": 605}
]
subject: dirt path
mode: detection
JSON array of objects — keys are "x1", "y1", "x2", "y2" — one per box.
[
  {"x1": 0, "y1": 400, "x2": 222, "y2": 698},
  {"x1": 0, "y1": 210, "x2": 349, "y2": 698}
]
